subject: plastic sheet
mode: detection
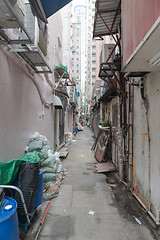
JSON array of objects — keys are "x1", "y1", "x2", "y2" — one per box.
[{"x1": 0, "y1": 151, "x2": 41, "y2": 185}]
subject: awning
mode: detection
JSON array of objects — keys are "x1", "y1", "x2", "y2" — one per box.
[
  {"x1": 52, "y1": 95, "x2": 63, "y2": 109},
  {"x1": 29, "y1": 0, "x2": 72, "y2": 21},
  {"x1": 98, "y1": 86, "x2": 117, "y2": 102},
  {"x1": 93, "y1": 0, "x2": 121, "y2": 38},
  {"x1": 122, "y1": 17, "x2": 160, "y2": 73},
  {"x1": 40, "y1": 0, "x2": 72, "y2": 18},
  {"x1": 29, "y1": 0, "x2": 48, "y2": 23}
]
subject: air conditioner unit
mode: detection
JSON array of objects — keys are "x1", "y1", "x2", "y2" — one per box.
[
  {"x1": 100, "y1": 44, "x2": 115, "y2": 64},
  {"x1": 70, "y1": 86, "x2": 75, "y2": 93},
  {"x1": 69, "y1": 92, "x2": 75, "y2": 103},
  {"x1": 0, "y1": 0, "x2": 25, "y2": 29},
  {"x1": 24, "y1": 3, "x2": 48, "y2": 57}
]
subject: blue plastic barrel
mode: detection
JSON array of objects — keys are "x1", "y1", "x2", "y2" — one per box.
[
  {"x1": 34, "y1": 170, "x2": 43, "y2": 208},
  {"x1": 0, "y1": 196, "x2": 19, "y2": 240}
]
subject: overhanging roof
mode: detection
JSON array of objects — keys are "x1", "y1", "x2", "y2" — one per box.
[
  {"x1": 52, "y1": 95, "x2": 63, "y2": 109},
  {"x1": 93, "y1": 0, "x2": 121, "y2": 38},
  {"x1": 98, "y1": 86, "x2": 117, "y2": 102},
  {"x1": 122, "y1": 17, "x2": 160, "y2": 73}
]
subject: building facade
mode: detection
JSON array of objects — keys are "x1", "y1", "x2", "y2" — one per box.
[
  {"x1": 0, "y1": 0, "x2": 73, "y2": 161},
  {"x1": 93, "y1": 0, "x2": 160, "y2": 225}
]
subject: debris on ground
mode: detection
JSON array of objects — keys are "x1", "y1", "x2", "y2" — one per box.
[
  {"x1": 88, "y1": 211, "x2": 95, "y2": 216},
  {"x1": 65, "y1": 132, "x2": 74, "y2": 145},
  {"x1": 104, "y1": 172, "x2": 160, "y2": 240},
  {"x1": 134, "y1": 216, "x2": 142, "y2": 225}
]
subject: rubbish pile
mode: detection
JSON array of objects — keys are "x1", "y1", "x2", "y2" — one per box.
[
  {"x1": 65, "y1": 132, "x2": 73, "y2": 145},
  {"x1": 26, "y1": 132, "x2": 64, "y2": 201}
]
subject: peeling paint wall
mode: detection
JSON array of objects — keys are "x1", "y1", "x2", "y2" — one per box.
[{"x1": 133, "y1": 73, "x2": 160, "y2": 216}]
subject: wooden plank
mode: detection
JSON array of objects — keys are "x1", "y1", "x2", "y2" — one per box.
[
  {"x1": 59, "y1": 151, "x2": 68, "y2": 159},
  {"x1": 93, "y1": 162, "x2": 116, "y2": 173},
  {"x1": 137, "y1": 193, "x2": 150, "y2": 211}
]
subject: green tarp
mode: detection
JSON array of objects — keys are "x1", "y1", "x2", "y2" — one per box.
[{"x1": 0, "y1": 151, "x2": 41, "y2": 185}]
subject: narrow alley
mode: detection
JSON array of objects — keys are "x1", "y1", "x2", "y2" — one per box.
[
  {"x1": 34, "y1": 127, "x2": 155, "y2": 240},
  {"x1": 1, "y1": 1, "x2": 160, "y2": 240}
]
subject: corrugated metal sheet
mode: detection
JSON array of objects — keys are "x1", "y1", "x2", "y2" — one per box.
[
  {"x1": 18, "y1": 50, "x2": 51, "y2": 73},
  {"x1": 93, "y1": 0, "x2": 121, "y2": 38}
]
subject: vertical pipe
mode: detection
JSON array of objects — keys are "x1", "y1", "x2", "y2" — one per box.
[
  {"x1": 131, "y1": 81, "x2": 134, "y2": 188},
  {"x1": 128, "y1": 83, "x2": 131, "y2": 182}
]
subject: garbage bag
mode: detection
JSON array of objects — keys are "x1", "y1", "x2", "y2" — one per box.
[
  {"x1": 30, "y1": 132, "x2": 49, "y2": 146},
  {"x1": 28, "y1": 139, "x2": 44, "y2": 152},
  {"x1": 43, "y1": 180, "x2": 57, "y2": 190},
  {"x1": 40, "y1": 155, "x2": 57, "y2": 168},
  {"x1": 43, "y1": 173, "x2": 57, "y2": 182},
  {"x1": 40, "y1": 145, "x2": 51, "y2": 161},
  {"x1": 40, "y1": 165, "x2": 57, "y2": 174},
  {"x1": 0, "y1": 151, "x2": 41, "y2": 185}
]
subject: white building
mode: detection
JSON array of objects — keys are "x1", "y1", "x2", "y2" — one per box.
[{"x1": 85, "y1": 0, "x2": 97, "y2": 117}]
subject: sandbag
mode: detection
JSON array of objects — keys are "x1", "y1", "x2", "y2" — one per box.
[
  {"x1": 40, "y1": 165, "x2": 57, "y2": 174},
  {"x1": 28, "y1": 139, "x2": 44, "y2": 152},
  {"x1": 43, "y1": 173, "x2": 57, "y2": 182},
  {"x1": 40, "y1": 155, "x2": 57, "y2": 168}
]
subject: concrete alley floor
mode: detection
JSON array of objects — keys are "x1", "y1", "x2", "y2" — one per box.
[{"x1": 29, "y1": 127, "x2": 156, "y2": 240}]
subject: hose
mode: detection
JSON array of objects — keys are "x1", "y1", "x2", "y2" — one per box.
[{"x1": 35, "y1": 199, "x2": 52, "y2": 240}]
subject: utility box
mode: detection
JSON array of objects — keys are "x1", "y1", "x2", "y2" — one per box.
[
  {"x1": 0, "y1": 0, "x2": 25, "y2": 28},
  {"x1": 100, "y1": 44, "x2": 115, "y2": 64}
]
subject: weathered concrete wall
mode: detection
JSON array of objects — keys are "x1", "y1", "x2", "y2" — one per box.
[
  {"x1": 0, "y1": 47, "x2": 54, "y2": 162},
  {"x1": 133, "y1": 73, "x2": 160, "y2": 217},
  {"x1": 0, "y1": 11, "x2": 64, "y2": 162}
]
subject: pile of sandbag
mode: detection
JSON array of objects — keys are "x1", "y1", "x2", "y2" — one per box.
[{"x1": 26, "y1": 132, "x2": 64, "y2": 201}]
